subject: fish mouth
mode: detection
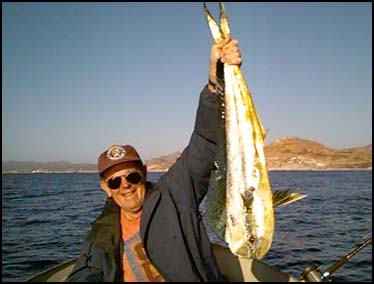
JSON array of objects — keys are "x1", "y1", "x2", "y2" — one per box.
[{"x1": 253, "y1": 237, "x2": 270, "y2": 259}]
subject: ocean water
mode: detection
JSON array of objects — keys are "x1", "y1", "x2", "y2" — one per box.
[{"x1": 2, "y1": 171, "x2": 372, "y2": 282}]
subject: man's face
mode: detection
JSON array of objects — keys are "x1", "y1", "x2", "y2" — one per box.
[{"x1": 101, "y1": 167, "x2": 146, "y2": 214}]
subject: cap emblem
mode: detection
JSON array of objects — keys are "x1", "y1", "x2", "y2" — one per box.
[{"x1": 106, "y1": 145, "x2": 126, "y2": 160}]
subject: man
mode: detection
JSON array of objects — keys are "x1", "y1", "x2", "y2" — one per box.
[{"x1": 67, "y1": 36, "x2": 242, "y2": 282}]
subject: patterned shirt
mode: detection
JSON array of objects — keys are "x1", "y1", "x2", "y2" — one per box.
[{"x1": 121, "y1": 213, "x2": 164, "y2": 282}]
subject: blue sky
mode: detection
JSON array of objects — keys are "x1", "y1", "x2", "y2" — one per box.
[{"x1": 2, "y1": 2, "x2": 372, "y2": 163}]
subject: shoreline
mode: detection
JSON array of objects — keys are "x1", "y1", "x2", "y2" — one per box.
[
  {"x1": 267, "y1": 167, "x2": 372, "y2": 171},
  {"x1": 2, "y1": 168, "x2": 372, "y2": 174}
]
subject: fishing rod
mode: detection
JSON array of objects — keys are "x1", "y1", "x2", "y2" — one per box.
[{"x1": 300, "y1": 236, "x2": 372, "y2": 282}]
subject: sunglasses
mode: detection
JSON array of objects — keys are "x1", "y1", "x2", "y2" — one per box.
[{"x1": 106, "y1": 171, "x2": 144, "y2": 190}]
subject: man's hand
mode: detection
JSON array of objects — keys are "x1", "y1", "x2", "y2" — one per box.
[{"x1": 208, "y1": 37, "x2": 242, "y2": 92}]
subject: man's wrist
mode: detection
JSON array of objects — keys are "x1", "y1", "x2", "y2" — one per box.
[{"x1": 208, "y1": 79, "x2": 216, "y2": 93}]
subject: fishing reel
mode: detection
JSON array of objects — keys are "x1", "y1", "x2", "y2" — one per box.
[
  {"x1": 300, "y1": 262, "x2": 331, "y2": 282},
  {"x1": 300, "y1": 236, "x2": 372, "y2": 282}
]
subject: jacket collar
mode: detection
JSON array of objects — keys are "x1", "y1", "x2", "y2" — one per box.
[
  {"x1": 87, "y1": 198, "x2": 120, "y2": 254},
  {"x1": 140, "y1": 182, "x2": 161, "y2": 246}
]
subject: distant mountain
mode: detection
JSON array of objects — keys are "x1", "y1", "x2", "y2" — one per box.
[
  {"x1": 264, "y1": 136, "x2": 372, "y2": 170},
  {"x1": 2, "y1": 160, "x2": 97, "y2": 173},
  {"x1": 144, "y1": 152, "x2": 181, "y2": 172},
  {"x1": 2, "y1": 136, "x2": 372, "y2": 173},
  {"x1": 144, "y1": 137, "x2": 372, "y2": 171},
  {"x1": 341, "y1": 144, "x2": 372, "y2": 154}
]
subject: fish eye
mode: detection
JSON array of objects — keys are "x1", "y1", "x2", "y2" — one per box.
[{"x1": 249, "y1": 235, "x2": 256, "y2": 243}]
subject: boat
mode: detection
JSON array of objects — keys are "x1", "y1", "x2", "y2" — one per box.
[
  {"x1": 26, "y1": 243, "x2": 300, "y2": 282},
  {"x1": 211, "y1": 244, "x2": 300, "y2": 282},
  {"x1": 27, "y1": 258, "x2": 77, "y2": 282}
]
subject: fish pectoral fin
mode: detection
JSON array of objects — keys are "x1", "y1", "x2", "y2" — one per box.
[{"x1": 272, "y1": 189, "x2": 308, "y2": 207}]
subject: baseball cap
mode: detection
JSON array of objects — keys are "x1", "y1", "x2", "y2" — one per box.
[{"x1": 98, "y1": 144, "x2": 143, "y2": 177}]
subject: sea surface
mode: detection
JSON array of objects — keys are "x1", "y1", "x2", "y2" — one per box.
[{"x1": 2, "y1": 171, "x2": 372, "y2": 282}]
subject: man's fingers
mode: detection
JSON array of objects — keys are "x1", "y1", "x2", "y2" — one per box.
[{"x1": 216, "y1": 36, "x2": 231, "y2": 47}]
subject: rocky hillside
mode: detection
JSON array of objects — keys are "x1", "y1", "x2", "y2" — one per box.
[
  {"x1": 264, "y1": 136, "x2": 372, "y2": 170},
  {"x1": 144, "y1": 136, "x2": 371, "y2": 171},
  {"x1": 145, "y1": 152, "x2": 182, "y2": 172}
]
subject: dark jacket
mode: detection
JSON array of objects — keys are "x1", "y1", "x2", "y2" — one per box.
[{"x1": 66, "y1": 85, "x2": 223, "y2": 282}]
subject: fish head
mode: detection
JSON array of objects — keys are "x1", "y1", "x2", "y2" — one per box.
[
  {"x1": 232, "y1": 234, "x2": 272, "y2": 259},
  {"x1": 247, "y1": 234, "x2": 272, "y2": 259}
]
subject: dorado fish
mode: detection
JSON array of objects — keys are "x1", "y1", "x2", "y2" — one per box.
[{"x1": 203, "y1": 3, "x2": 306, "y2": 259}]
